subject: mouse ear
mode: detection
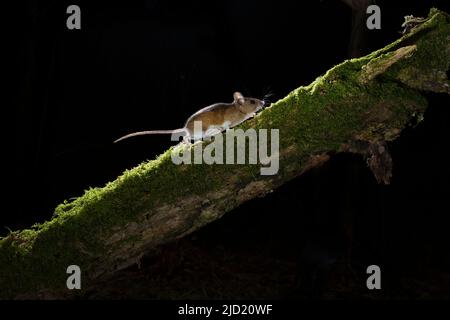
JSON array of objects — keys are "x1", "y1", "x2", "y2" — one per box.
[{"x1": 233, "y1": 92, "x2": 244, "y2": 105}]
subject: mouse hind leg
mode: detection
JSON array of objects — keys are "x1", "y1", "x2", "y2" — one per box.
[
  {"x1": 204, "y1": 127, "x2": 223, "y2": 139},
  {"x1": 204, "y1": 121, "x2": 232, "y2": 138}
]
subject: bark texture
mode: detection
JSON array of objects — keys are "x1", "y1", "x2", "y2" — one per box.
[{"x1": 1, "y1": 9, "x2": 449, "y2": 299}]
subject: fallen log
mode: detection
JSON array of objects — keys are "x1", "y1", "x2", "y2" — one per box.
[{"x1": 1, "y1": 8, "x2": 449, "y2": 299}]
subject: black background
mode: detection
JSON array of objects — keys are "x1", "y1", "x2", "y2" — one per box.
[{"x1": 12, "y1": 0, "x2": 450, "y2": 298}]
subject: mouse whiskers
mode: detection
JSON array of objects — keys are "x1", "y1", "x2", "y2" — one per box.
[{"x1": 263, "y1": 91, "x2": 275, "y2": 104}]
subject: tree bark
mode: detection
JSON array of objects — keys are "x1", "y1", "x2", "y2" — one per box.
[{"x1": 2, "y1": 8, "x2": 449, "y2": 299}]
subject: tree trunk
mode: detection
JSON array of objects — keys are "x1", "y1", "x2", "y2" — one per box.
[{"x1": 2, "y1": 8, "x2": 449, "y2": 299}]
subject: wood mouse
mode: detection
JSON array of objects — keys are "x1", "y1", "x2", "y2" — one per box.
[{"x1": 114, "y1": 92, "x2": 266, "y2": 143}]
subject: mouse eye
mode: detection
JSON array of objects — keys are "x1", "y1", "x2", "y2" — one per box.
[{"x1": 250, "y1": 100, "x2": 256, "y2": 104}]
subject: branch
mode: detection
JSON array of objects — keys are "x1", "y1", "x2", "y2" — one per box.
[{"x1": 2, "y1": 8, "x2": 449, "y2": 299}]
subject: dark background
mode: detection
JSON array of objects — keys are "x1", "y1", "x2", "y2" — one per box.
[{"x1": 13, "y1": 0, "x2": 450, "y2": 298}]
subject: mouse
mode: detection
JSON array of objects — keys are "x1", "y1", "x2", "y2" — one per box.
[{"x1": 114, "y1": 92, "x2": 266, "y2": 143}]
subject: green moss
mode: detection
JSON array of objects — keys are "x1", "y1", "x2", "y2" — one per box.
[{"x1": 1, "y1": 8, "x2": 448, "y2": 299}]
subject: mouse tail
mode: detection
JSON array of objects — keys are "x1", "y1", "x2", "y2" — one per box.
[{"x1": 114, "y1": 128, "x2": 185, "y2": 143}]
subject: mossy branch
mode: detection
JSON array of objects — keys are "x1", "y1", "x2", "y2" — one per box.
[{"x1": 2, "y1": 9, "x2": 449, "y2": 299}]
